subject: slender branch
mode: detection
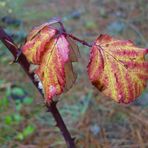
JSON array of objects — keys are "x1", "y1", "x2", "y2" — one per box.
[
  {"x1": 0, "y1": 27, "x2": 75, "y2": 148},
  {"x1": 65, "y1": 33, "x2": 92, "y2": 47},
  {"x1": 46, "y1": 102, "x2": 75, "y2": 148}
]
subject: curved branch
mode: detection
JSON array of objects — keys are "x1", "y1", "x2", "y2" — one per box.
[{"x1": 65, "y1": 33, "x2": 92, "y2": 47}]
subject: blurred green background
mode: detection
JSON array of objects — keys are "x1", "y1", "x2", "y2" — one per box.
[{"x1": 0, "y1": 0, "x2": 148, "y2": 147}]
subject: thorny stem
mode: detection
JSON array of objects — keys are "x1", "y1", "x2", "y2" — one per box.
[
  {"x1": 65, "y1": 33, "x2": 92, "y2": 47},
  {"x1": 0, "y1": 28, "x2": 76, "y2": 148},
  {"x1": 46, "y1": 102, "x2": 76, "y2": 148}
]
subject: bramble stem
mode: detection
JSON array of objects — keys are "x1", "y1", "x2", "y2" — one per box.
[
  {"x1": 0, "y1": 27, "x2": 75, "y2": 148},
  {"x1": 46, "y1": 102, "x2": 75, "y2": 148},
  {"x1": 65, "y1": 33, "x2": 92, "y2": 47}
]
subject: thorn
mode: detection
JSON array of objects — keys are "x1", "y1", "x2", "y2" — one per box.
[
  {"x1": 13, "y1": 57, "x2": 19, "y2": 63},
  {"x1": 13, "y1": 48, "x2": 22, "y2": 63},
  {"x1": 9, "y1": 60, "x2": 15, "y2": 65},
  {"x1": 72, "y1": 137, "x2": 76, "y2": 141},
  {"x1": 8, "y1": 48, "x2": 22, "y2": 64},
  {"x1": 4, "y1": 39, "x2": 18, "y2": 49}
]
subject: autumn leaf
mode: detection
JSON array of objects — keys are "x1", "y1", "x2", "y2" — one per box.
[
  {"x1": 87, "y1": 34, "x2": 148, "y2": 103},
  {"x1": 22, "y1": 23, "x2": 79, "y2": 103}
]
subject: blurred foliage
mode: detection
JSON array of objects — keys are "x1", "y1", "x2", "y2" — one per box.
[
  {"x1": 16, "y1": 124, "x2": 36, "y2": 141},
  {"x1": 0, "y1": 85, "x2": 36, "y2": 145},
  {"x1": 107, "y1": 21, "x2": 126, "y2": 35}
]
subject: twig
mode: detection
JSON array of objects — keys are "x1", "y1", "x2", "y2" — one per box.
[
  {"x1": 65, "y1": 33, "x2": 92, "y2": 47},
  {"x1": 0, "y1": 27, "x2": 76, "y2": 148}
]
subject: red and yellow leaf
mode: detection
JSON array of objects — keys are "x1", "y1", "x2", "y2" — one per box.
[
  {"x1": 22, "y1": 23, "x2": 78, "y2": 103},
  {"x1": 88, "y1": 34, "x2": 148, "y2": 103}
]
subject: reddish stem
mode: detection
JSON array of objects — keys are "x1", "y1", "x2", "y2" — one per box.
[
  {"x1": 0, "y1": 27, "x2": 75, "y2": 148},
  {"x1": 65, "y1": 33, "x2": 92, "y2": 47},
  {"x1": 46, "y1": 102, "x2": 75, "y2": 148}
]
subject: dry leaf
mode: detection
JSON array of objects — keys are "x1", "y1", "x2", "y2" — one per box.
[
  {"x1": 88, "y1": 34, "x2": 148, "y2": 103},
  {"x1": 22, "y1": 23, "x2": 79, "y2": 103}
]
